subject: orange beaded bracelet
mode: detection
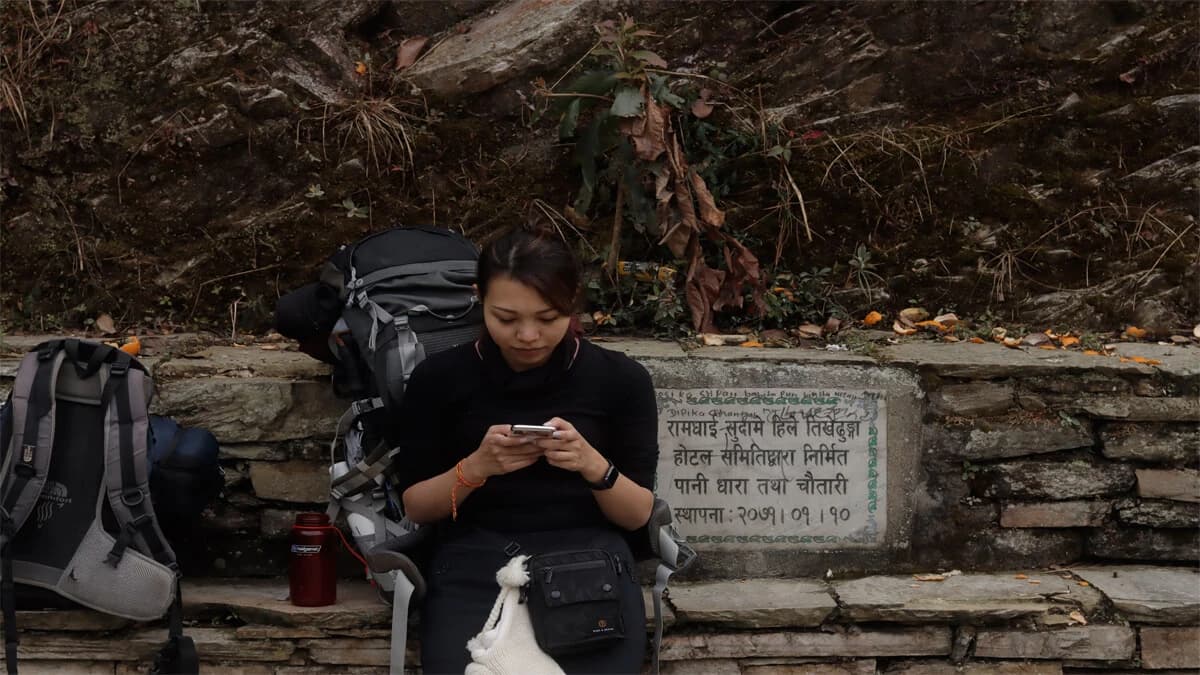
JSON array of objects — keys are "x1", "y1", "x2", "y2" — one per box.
[{"x1": 451, "y1": 459, "x2": 486, "y2": 521}]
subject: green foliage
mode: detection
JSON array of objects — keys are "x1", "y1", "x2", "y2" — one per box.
[
  {"x1": 761, "y1": 268, "x2": 835, "y2": 328},
  {"x1": 585, "y1": 274, "x2": 686, "y2": 338}
]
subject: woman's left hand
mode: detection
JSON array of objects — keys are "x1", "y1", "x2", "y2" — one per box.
[{"x1": 537, "y1": 417, "x2": 608, "y2": 483}]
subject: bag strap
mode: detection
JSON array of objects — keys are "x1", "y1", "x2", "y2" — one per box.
[
  {"x1": 152, "y1": 579, "x2": 198, "y2": 674},
  {"x1": 1, "y1": 346, "x2": 65, "y2": 540},
  {"x1": 2, "y1": 515, "x2": 17, "y2": 675},
  {"x1": 101, "y1": 355, "x2": 175, "y2": 569},
  {"x1": 345, "y1": 260, "x2": 477, "y2": 292},
  {"x1": 647, "y1": 500, "x2": 698, "y2": 675},
  {"x1": 330, "y1": 441, "x2": 401, "y2": 501},
  {"x1": 389, "y1": 570, "x2": 416, "y2": 674}
]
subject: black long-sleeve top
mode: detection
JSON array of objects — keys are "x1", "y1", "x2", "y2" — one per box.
[{"x1": 393, "y1": 334, "x2": 659, "y2": 533}]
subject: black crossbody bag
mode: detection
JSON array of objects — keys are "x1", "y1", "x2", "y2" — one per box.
[{"x1": 524, "y1": 549, "x2": 627, "y2": 656}]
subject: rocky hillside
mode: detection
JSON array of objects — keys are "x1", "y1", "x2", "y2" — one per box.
[{"x1": 2, "y1": 0, "x2": 1196, "y2": 337}]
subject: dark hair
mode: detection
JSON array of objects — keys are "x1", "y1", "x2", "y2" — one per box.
[{"x1": 477, "y1": 227, "x2": 581, "y2": 316}]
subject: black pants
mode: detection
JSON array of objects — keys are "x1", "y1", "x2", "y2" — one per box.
[{"x1": 419, "y1": 527, "x2": 646, "y2": 675}]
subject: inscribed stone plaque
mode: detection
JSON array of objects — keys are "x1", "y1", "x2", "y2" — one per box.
[{"x1": 656, "y1": 388, "x2": 886, "y2": 547}]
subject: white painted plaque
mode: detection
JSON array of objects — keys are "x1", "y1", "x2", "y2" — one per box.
[{"x1": 656, "y1": 388, "x2": 886, "y2": 547}]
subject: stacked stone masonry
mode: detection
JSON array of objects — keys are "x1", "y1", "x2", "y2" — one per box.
[{"x1": 0, "y1": 336, "x2": 1196, "y2": 672}]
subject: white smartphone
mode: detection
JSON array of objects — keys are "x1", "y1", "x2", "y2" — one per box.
[{"x1": 510, "y1": 424, "x2": 556, "y2": 437}]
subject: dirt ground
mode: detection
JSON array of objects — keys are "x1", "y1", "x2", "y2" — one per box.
[{"x1": 1, "y1": 0, "x2": 1197, "y2": 342}]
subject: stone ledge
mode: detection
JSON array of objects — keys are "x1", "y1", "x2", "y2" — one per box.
[
  {"x1": 668, "y1": 579, "x2": 836, "y2": 628},
  {"x1": 973, "y1": 626, "x2": 1136, "y2": 661},
  {"x1": 1070, "y1": 566, "x2": 1200, "y2": 625},
  {"x1": 833, "y1": 572, "x2": 1103, "y2": 625},
  {"x1": 183, "y1": 579, "x2": 391, "y2": 629},
  {"x1": 659, "y1": 627, "x2": 954, "y2": 660}
]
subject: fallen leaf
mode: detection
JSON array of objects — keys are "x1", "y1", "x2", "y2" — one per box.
[
  {"x1": 1043, "y1": 328, "x2": 1060, "y2": 339},
  {"x1": 1194, "y1": 323, "x2": 1200, "y2": 338},
  {"x1": 119, "y1": 336, "x2": 141, "y2": 357},
  {"x1": 1059, "y1": 336, "x2": 1080, "y2": 348},
  {"x1": 942, "y1": 335, "x2": 960, "y2": 343},
  {"x1": 1078, "y1": 581, "x2": 1090, "y2": 587},
  {"x1": 1129, "y1": 356, "x2": 1162, "y2": 366},
  {"x1": 1038, "y1": 344, "x2": 1059, "y2": 350},
  {"x1": 1068, "y1": 610, "x2": 1088, "y2": 626},
  {"x1": 259, "y1": 344, "x2": 280, "y2": 351},
  {"x1": 741, "y1": 340, "x2": 765, "y2": 348},
  {"x1": 933, "y1": 313, "x2": 960, "y2": 327},
  {"x1": 913, "y1": 574, "x2": 945, "y2": 582},
  {"x1": 1014, "y1": 574, "x2": 1029, "y2": 580},
  {"x1": 969, "y1": 337, "x2": 986, "y2": 344},
  {"x1": 1027, "y1": 579, "x2": 1041, "y2": 585},
  {"x1": 395, "y1": 36, "x2": 429, "y2": 70},
  {"x1": 1124, "y1": 326, "x2": 1148, "y2": 339},
  {"x1": 700, "y1": 333, "x2": 725, "y2": 346},
  {"x1": 915, "y1": 320, "x2": 949, "y2": 332},
  {"x1": 909, "y1": 584, "x2": 922, "y2": 589},
  {"x1": 96, "y1": 313, "x2": 116, "y2": 334},
  {"x1": 991, "y1": 327, "x2": 1008, "y2": 342},
  {"x1": 354, "y1": 61, "x2": 368, "y2": 76},
  {"x1": 900, "y1": 307, "x2": 930, "y2": 323},
  {"x1": 823, "y1": 317, "x2": 842, "y2": 335},
  {"x1": 1170, "y1": 335, "x2": 1189, "y2": 344},
  {"x1": 690, "y1": 99, "x2": 714, "y2": 119},
  {"x1": 863, "y1": 311, "x2": 883, "y2": 327},
  {"x1": 1021, "y1": 332, "x2": 1051, "y2": 347},
  {"x1": 1082, "y1": 349, "x2": 1104, "y2": 356},
  {"x1": 893, "y1": 320, "x2": 917, "y2": 336},
  {"x1": 1002, "y1": 337, "x2": 1022, "y2": 348},
  {"x1": 795, "y1": 323, "x2": 824, "y2": 340}
]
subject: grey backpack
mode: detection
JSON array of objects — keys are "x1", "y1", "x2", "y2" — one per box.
[{"x1": 0, "y1": 339, "x2": 196, "y2": 674}]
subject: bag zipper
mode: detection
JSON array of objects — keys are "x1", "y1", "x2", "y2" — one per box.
[{"x1": 542, "y1": 558, "x2": 607, "y2": 584}]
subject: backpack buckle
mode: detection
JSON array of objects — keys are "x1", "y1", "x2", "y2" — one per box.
[
  {"x1": 109, "y1": 360, "x2": 129, "y2": 377},
  {"x1": 121, "y1": 489, "x2": 145, "y2": 507},
  {"x1": 503, "y1": 541, "x2": 521, "y2": 557}
]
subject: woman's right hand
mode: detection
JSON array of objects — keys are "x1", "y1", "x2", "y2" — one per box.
[{"x1": 462, "y1": 425, "x2": 544, "y2": 482}]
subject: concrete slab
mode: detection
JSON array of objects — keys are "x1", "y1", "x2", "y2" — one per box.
[
  {"x1": 668, "y1": 579, "x2": 836, "y2": 628},
  {"x1": 1070, "y1": 566, "x2": 1200, "y2": 624},
  {"x1": 835, "y1": 573, "x2": 1103, "y2": 624}
]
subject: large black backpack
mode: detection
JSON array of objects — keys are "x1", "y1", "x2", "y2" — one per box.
[
  {"x1": 277, "y1": 226, "x2": 483, "y2": 441},
  {"x1": 0, "y1": 339, "x2": 198, "y2": 674},
  {"x1": 275, "y1": 226, "x2": 484, "y2": 672}
]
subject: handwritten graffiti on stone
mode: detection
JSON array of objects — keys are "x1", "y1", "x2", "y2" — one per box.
[{"x1": 656, "y1": 388, "x2": 886, "y2": 547}]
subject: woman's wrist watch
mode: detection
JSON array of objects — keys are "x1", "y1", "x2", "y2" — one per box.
[{"x1": 585, "y1": 459, "x2": 619, "y2": 490}]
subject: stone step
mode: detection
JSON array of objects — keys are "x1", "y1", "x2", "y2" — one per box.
[
  {"x1": 833, "y1": 572, "x2": 1103, "y2": 625},
  {"x1": 668, "y1": 579, "x2": 836, "y2": 628},
  {"x1": 1069, "y1": 566, "x2": 1200, "y2": 624}
]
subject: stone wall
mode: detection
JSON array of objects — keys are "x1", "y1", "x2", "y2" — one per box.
[{"x1": 0, "y1": 335, "x2": 1196, "y2": 673}]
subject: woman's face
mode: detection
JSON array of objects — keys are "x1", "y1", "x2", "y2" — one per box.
[{"x1": 482, "y1": 274, "x2": 572, "y2": 372}]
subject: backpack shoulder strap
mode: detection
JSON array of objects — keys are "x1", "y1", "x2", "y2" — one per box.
[
  {"x1": 100, "y1": 351, "x2": 176, "y2": 569},
  {"x1": 1, "y1": 342, "x2": 67, "y2": 537}
]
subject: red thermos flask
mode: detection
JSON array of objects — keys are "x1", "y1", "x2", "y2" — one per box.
[{"x1": 289, "y1": 512, "x2": 337, "y2": 606}]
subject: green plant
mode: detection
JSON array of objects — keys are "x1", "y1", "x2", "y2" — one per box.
[
  {"x1": 542, "y1": 15, "x2": 764, "y2": 333},
  {"x1": 848, "y1": 244, "x2": 886, "y2": 302}
]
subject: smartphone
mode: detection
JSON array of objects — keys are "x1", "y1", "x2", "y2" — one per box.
[{"x1": 510, "y1": 424, "x2": 557, "y2": 437}]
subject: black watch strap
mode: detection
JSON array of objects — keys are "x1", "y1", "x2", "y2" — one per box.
[{"x1": 585, "y1": 460, "x2": 619, "y2": 490}]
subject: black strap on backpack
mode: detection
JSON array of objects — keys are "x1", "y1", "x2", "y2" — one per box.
[
  {"x1": 2, "y1": 515, "x2": 17, "y2": 675},
  {"x1": 152, "y1": 579, "x2": 197, "y2": 674}
]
